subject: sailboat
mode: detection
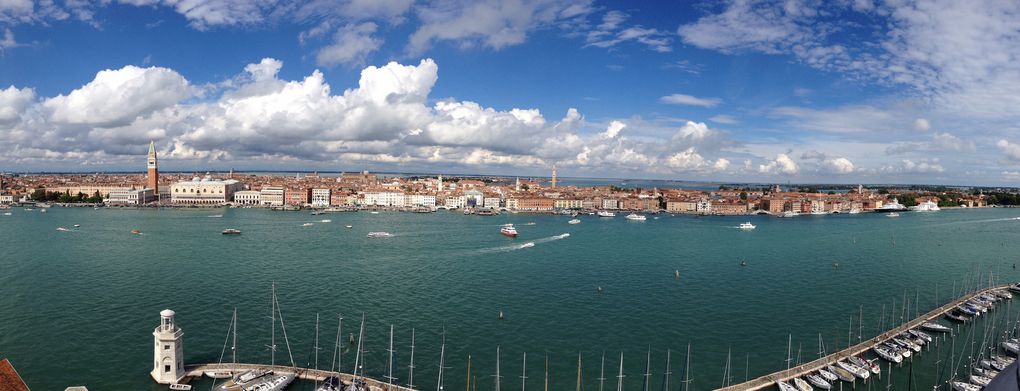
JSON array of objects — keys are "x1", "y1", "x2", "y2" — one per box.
[{"x1": 206, "y1": 308, "x2": 238, "y2": 380}]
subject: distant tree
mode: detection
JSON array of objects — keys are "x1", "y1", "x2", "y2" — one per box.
[
  {"x1": 739, "y1": 191, "x2": 748, "y2": 201},
  {"x1": 877, "y1": 189, "x2": 890, "y2": 195},
  {"x1": 827, "y1": 191, "x2": 836, "y2": 195},
  {"x1": 30, "y1": 188, "x2": 46, "y2": 201}
]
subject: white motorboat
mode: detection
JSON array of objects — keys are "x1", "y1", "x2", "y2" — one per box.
[
  {"x1": 886, "y1": 212, "x2": 900, "y2": 217},
  {"x1": 910, "y1": 200, "x2": 941, "y2": 212},
  {"x1": 597, "y1": 211, "x2": 616, "y2": 217},
  {"x1": 625, "y1": 213, "x2": 646, "y2": 221},
  {"x1": 568, "y1": 219, "x2": 581, "y2": 225},
  {"x1": 345, "y1": 225, "x2": 353, "y2": 228},
  {"x1": 56, "y1": 227, "x2": 70, "y2": 231},
  {"x1": 170, "y1": 384, "x2": 193, "y2": 391},
  {"x1": 221, "y1": 229, "x2": 242, "y2": 235},
  {"x1": 827, "y1": 365, "x2": 855, "y2": 382},
  {"x1": 302, "y1": 223, "x2": 314, "y2": 227},
  {"x1": 320, "y1": 219, "x2": 332, "y2": 223},
  {"x1": 367, "y1": 232, "x2": 393, "y2": 238},
  {"x1": 500, "y1": 225, "x2": 518, "y2": 237},
  {"x1": 739, "y1": 222, "x2": 756, "y2": 230}
]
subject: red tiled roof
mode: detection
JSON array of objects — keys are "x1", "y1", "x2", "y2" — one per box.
[{"x1": 0, "y1": 358, "x2": 30, "y2": 391}]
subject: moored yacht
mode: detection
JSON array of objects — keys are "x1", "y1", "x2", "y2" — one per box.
[
  {"x1": 877, "y1": 198, "x2": 908, "y2": 212},
  {"x1": 243, "y1": 372, "x2": 295, "y2": 391},
  {"x1": 597, "y1": 211, "x2": 615, "y2": 217},
  {"x1": 910, "y1": 200, "x2": 941, "y2": 212}
]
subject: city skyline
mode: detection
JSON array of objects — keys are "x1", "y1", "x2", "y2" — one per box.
[{"x1": 2, "y1": 1, "x2": 1020, "y2": 185}]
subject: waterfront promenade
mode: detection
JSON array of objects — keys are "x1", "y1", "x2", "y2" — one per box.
[
  {"x1": 182, "y1": 363, "x2": 416, "y2": 391},
  {"x1": 714, "y1": 283, "x2": 1012, "y2": 391}
]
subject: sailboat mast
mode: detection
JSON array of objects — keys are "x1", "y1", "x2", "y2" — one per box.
[
  {"x1": 521, "y1": 352, "x2": 527, "y2": 391},
  {"x1": 315, "y1": 313, "x2": 320, "y2": 372},
  {"x1": 232, "y1": 308, "x2": 237, "y2": 365},
  {"x1": 353, "y1": 314, "x2": 365, "y2": 379},
  {"x1": 495, "y1": 346, "x2": 502, "y2": 391},
  {"x1": 662, "y1": 349, "x2": 671, "y2": 391},
  {"x1": 408, "y1": 328, "x2": 416, "y2": 389},
  {"x1": 387, "y1": 324, "x2": 396, "y2": 385},
  {"x1": 271, "y1": 283, "x2": 276, "y2": 366},
  {"x1": 544, "y1": 354, "x2": 549, "y2": 391},
  {"x1": 436, "y1": 332, "x2": 446, "y2": 391},
  {"x1": 786, "y1": 334, "x2": 792, "y2": 370},
  {"x1": 598, "y1": 352, "x2": 606, "y2": 391},
  {"x1": 577, "y1": 352, "x2": 584, "y2": 391},
  {"x1": 858, "y1": 305, "x2": 863, "y2": 344},
  {"x1": 682, "y1": 344, "x2": 690, "y2": 391},
  {"x1": 616, "y1": 352, "x2": 624, "y2": 391},
  {"x1": 642, "y1": 350, "x2": 651, "y2": 391}
]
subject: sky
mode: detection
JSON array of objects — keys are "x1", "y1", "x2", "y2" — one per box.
[{"x1": 0, "y1": 0, "x2": 1019, "y2": 185}]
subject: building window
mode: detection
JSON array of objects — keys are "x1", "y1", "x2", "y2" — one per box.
[
  {"x1": 164, "y1": 344, "x2": 170, "y2": 350},
  {"x1": 165, "y1": 364, "x2": 171, "y2": 373}
]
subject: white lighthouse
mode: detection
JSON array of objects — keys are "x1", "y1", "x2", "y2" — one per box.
[{"x1": 150, "y1": 309, "x2": 184, "y2": 384}]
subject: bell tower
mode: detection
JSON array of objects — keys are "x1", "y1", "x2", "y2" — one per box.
[
  {"x1": 150, "y1": 309, "x2": 184, "y2": 384},
  {"x1": 147, "y1": 141, "x2": 159, "y2": 194}
]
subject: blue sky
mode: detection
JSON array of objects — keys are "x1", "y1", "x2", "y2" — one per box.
[{"x1": 1, "y1": 0, "x2": 1019, "y2": 185}]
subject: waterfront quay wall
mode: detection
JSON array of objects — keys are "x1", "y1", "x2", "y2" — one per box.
[
  {"x1": 183, "y1": 363, "x2": 416, "y2": 391},
  {"x1": 715, "y1": 284, "x2": 1011, "y2": 391}
]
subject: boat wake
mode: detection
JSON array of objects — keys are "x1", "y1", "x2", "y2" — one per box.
[
  {"x1": 479, "y1": 233, "x2": 568, "y2": 253},
  {"x1": 208, "y1": 214, "x2": 223, "y2": 218},
  {"x1": 533, "y1": 233, "x2": 570, "y2": 244}
]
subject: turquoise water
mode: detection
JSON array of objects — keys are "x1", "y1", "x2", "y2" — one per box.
[{"x1": 1, "y1": 207, "x2": 1020, "y2": 390}]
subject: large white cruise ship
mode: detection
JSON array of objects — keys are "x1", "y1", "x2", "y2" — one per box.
[
  {"x1": 876, "y1": 198, "x2": 908, "y2": 212},
  {"x1": 910, "y1": 200, "x2": 941, "y2": 212}
]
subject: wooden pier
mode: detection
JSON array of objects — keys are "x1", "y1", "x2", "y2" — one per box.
[
  {"x1": 715, "y1": 284, "x2": 1012, "y2": 391},
  {"x1": 182, "y1": 363, "x2": 416, "y2": 391}
]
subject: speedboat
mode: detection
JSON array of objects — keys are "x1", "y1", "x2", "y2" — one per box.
[
  {"x1": 568, "y1": 219, "x2": 581, "y2": 225},
  {"x1": 806, "y1": 374, "x2": 831, "y2": 390},
  {"x1": 597, "y1": 211, "x2": 615, "y2": 217},
  {"x1": 776, "y1": 381, "x2": 799, "y2": 391},
  {"x1": 320, "y1": 219, "x2": 332, "y2": 223},
  {"x1": 222, "y1": 229, "x2": 242, "y2": 235},
  {"x1": 625, "y1": 213, "x2": 646, "y2": 221},
  {"x1": 170, "y1": 384, "x2": 192, "y2": 391},
  {"x1": 836, "y1": 360, "x2": 869, "y2": 380},
  {"x1": 131, "y1": 229, "x2": 142, "y2": 235},
  {"x1": 56, "y1": 227, "x2": 70, "y2": 231},
  {"x1": 345, "y1": 225, "x2": 353, "y2": 228},
  {"x1": 739, "y1": 222, "x2": 756, "y2": 230},
  {"x1": 368, "y1": 232, "x2": 393, "y2": 238},
  {"x1": 500, "y1": 225, "x2": 518, "y2": 237},
  {"x1": 302, "y1": 223, "x2": 314, "y2": 227},
  {"x1": 921, "y1": 322, "x2": 952, "y2": 332}
]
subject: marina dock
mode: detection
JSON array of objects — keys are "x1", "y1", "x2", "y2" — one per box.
[
  {"x1": 715, "y1": 283, "x2": 1013, "y2": 391},
  {"x1": 182, "y1": 363, "x2": 416, "y2": 391}
]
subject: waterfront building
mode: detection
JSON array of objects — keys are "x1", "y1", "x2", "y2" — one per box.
[
  {"x1": 711, "y1": 201, "x2": 749, "y2": 215},
  {"x1": 666, "y1": 200, "x2": 697, "y2": 213},
  {"x1": 406, "y1": 194, "x2": 437, "y2": 207},
  {"x1": 444, "y1": 195, "x2": 466, "y2": 209},
  {"x1": 106, "y1": 188, "x2": 156, "y2": 205},
  {"x1": 285, "y1": 188, "x2": 311, "y2": 206},
  {"x1": 259, "y1": 186, "x2": 284, "y2": 206},
  {"x1": 463, "y1": 189, "x2": 484, "y2": 207},
  {"x1": 696, "y1": 199, "x2": 712, "y2": 214},
  {"x1": 602, "y1": 198, "x2": 619, "y2": 210},
  {"x1": 515, "y1": 197, "x2": 555, "y2": 211},
  {"x1": 169, "y1": 176, "x2": 244, "y2": 205},
  {"x1": 483, "y1": 196, "x2": 502, "y2": 209},
  {"x1": 311, "y1": 188, "x2": 331, "y2": 207},
  {"x1": 329, "y1": 190, "x2": 355, "y2": 206},
  {"x1": 232, "y1": 190, "x2": 261, "y2": 205},
  {"x1": 150, "y1": 309, "x2": 184, "y2": 384},
  {"x1": 504, "y1": 197, "x2": 518, "y2": 210},
  {"x1": 0, "y1": 194, "x2": 13, "y2": 204},
  {"x1": 340, "y1": 171, "x2": 377, "y2": 186},
  {"x1": 147, "y1": 141, "x2": 159, "y2": 196},
  {"x1": 554, "y1": 199, "x2": 583, "y2": 209},
  {"x1": 362, "y1": 191, "x2": 406, "y2": 207}
]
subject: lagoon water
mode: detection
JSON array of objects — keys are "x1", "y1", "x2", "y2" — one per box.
[{"x1": 2, "y1": 207, "x2": 1020, "y2": 390}]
